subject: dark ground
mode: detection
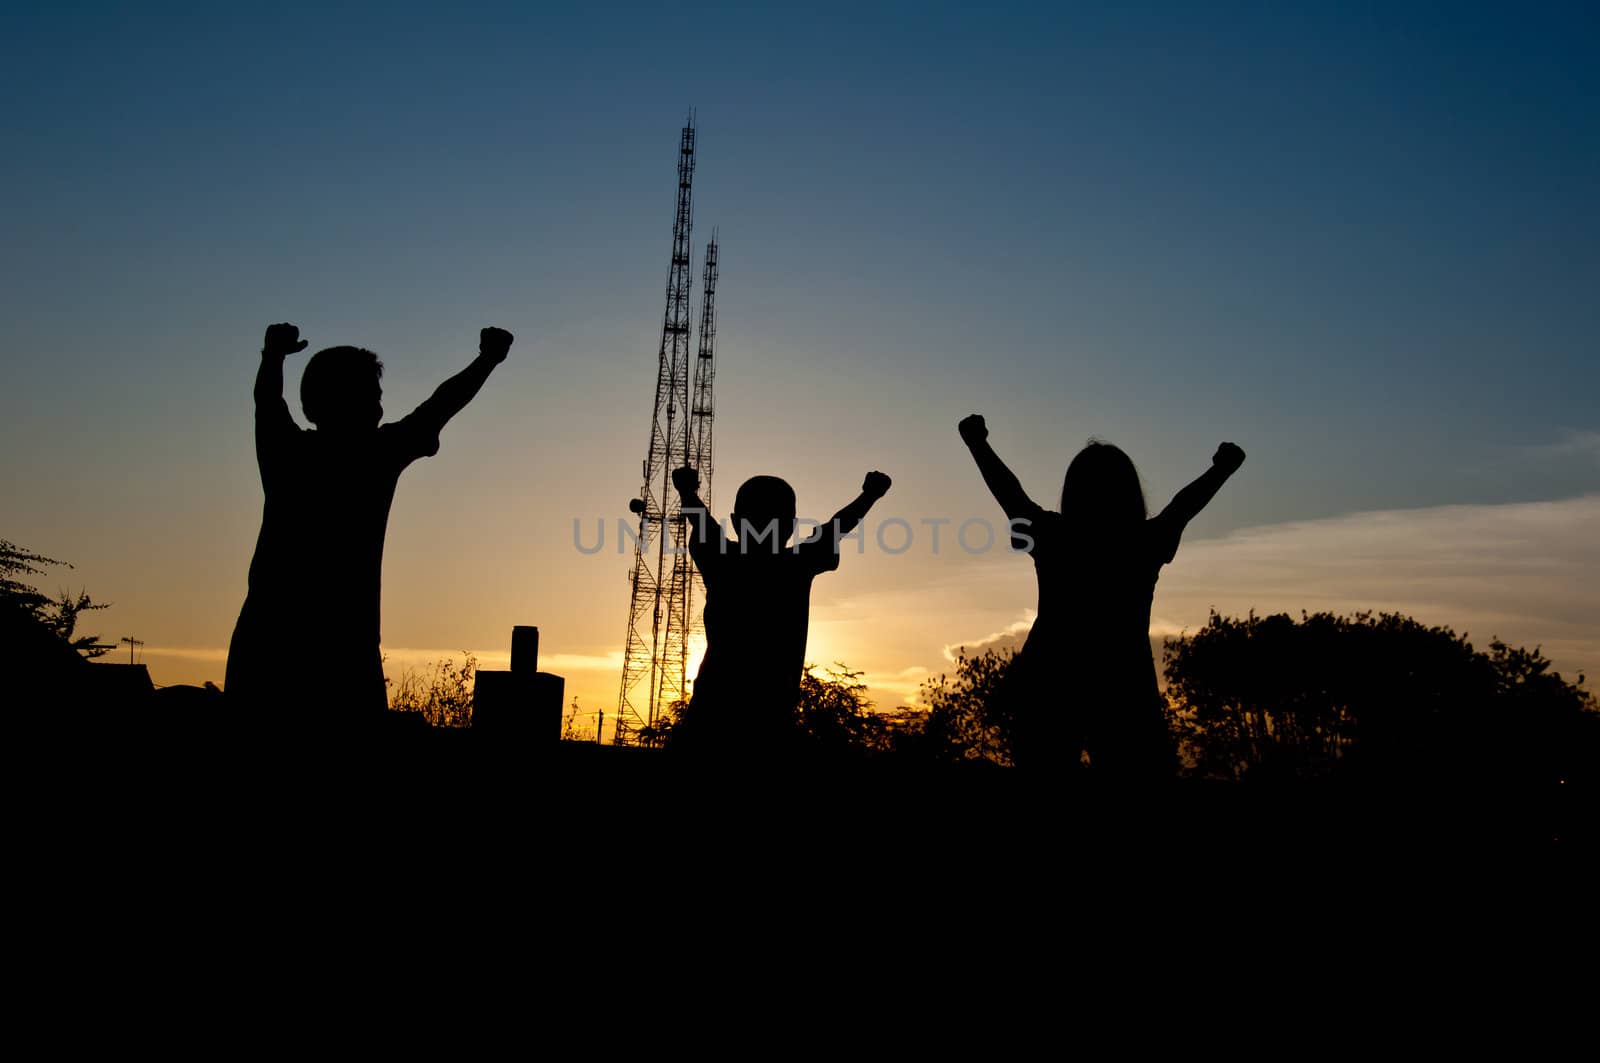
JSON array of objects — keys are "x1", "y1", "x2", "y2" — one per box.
[{"x1": 32, "y1": 717, "x2": 1594, "y2": 856}]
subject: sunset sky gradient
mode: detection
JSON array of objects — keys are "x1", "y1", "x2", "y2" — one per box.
[{"x1": 3, "y1": 2, "x2": 1595, "y2": 735}]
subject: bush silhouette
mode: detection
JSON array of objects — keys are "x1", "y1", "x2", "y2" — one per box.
[
  {"x1": 387, "y1": 653, "x2": 476, "y2": 729},
  {"x1": 1163, "y1": 610, "x2": 1599, "y2": 784}
]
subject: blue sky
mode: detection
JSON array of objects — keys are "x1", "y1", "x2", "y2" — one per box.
[{"x1": 3, "y1": 2, "x2": 1595, "y2": 708}]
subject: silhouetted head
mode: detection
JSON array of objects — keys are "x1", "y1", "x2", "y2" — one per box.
[
  {"x1": 1061, "y1": 440, "x2": 1147, "y2": 528},
  {"x1": 301, "y1": 346, "x2": 383, "y2": 431},
  {"x1": 732, "y1": 475, "x2": 797, "y2": 551}
]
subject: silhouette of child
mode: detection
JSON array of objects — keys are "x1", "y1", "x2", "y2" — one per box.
[
  {"x1": 225, "y1": 322, "x2": 513, "y2": 724},
  {"x1": 671, "y1": 465, "x2": 891, "y2": 752},
  {"x1": 958, "y1": 414, "x2": 1245, "y2": 778}
]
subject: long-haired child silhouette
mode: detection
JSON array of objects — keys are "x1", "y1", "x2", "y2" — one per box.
[
  {"x1": 959, "y1": 414, "x2": 1245, "y2": 778},
  {"x1": 671, "y1": 465, "x2": 891, "y2": 754},
  {"x1": 225, "y1": 322, "x2": 513, "y2": 725}
]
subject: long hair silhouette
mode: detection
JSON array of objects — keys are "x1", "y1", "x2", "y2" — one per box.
[{"x1": 1060, "y1": 440, "x2": 1147, "y2": 527}]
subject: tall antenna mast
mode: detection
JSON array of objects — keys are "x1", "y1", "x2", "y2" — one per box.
[
  {"x1": 681, "y1": 235, "x2": 720, "y2": 663},
  {"x1": 616, "y1": 116, "x2": 701, "y2": 744}
]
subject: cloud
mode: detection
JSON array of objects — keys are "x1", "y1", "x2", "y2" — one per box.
[
  {"x1": 377, "y1": 647, "x2": 626, "y2": 674},
  {"x1": 1155, "y1": 494, "x2": 1600, "y2": 679},
  {"x1": 851, "y1": 664, "x2": 933, "y2": 705},
  {"x1": 1523, "y1": 428, "x2": 1600, "y2": 466},
  {"x1": 136, "y1": 643, "x2": 625, "y2": 688},
  {"x1": 537, "y1": 651, "x2": 627, "y2": 673},
  {"x1": 940, "y1": 612, "x2": 1034, "y2": 662},
  {"x1": 380, "y1": 648, "x2": 509, "y2": 671},
  {"x1": 813, "y1": 494, "x2": 1600, "y2": 705},
  {"x1": 140, "y1": 646, "x2": 230, "y2": 662}
]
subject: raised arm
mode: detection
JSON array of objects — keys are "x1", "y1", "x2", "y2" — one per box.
[
  {"x1": 959, "y1": 414, "x2": 1043, "y2": 523},
  {"x1": 256, "y1": 322, "x2": 308, "y2": 408},
  {"x1": 408, "y1": 327, "x2": 513, "y2": 434},
  {"x1": 1158, "y1": 442, "x2": 1246, "y2": 529},
  {"x1": 671, "y1": 466, "x2": 724, "y2": 568},
  {"x1": 828, "y1": 471, "x2": 891, "y2": 537},
  {"x1": 254, "y1": 323, "x2": 309, "y2": 468},
  {"x1": 671, "y1": 466, "x2": 720, "y2": 543},
  {"x1": 801, "y1": 471, "x2": 892, "y2": 562}
]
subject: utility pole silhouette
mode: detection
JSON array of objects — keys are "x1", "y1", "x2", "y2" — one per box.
[{"x1": 615, "y1": 115, "x2": 721, "y2": 746}]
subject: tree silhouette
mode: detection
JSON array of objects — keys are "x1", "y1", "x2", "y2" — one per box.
[
  {"x1": 914, "y1": 647, "x2": 1016, "y2": 767},
  {"x1": 796, "y1": 662, "x2": 916, "y2": 756},
  {"x1": 1163, "y1": 610, "x2": 1599, "y2": 784},
  {"x1": 0, "y1": 539, "x2": 110, "y2": 658}
]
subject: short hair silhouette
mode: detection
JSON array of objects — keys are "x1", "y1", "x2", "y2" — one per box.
[
  {"x1": 1060, "y1": 439, "x2": 1148, "y2": 526},
  {"x1": 301, "y1": 346, "x2": 383, "y2": 428},
  {"x1": 734, "y1": 475, "x2": 797, "y2": 519},
  {"x1": 732, "y1": 475, "x2": 799, "y2": 549}
]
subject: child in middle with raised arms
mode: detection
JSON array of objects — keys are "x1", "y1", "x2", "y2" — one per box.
[{"x1": 670, "y1": 464, "x2": 891, "y2": 755}]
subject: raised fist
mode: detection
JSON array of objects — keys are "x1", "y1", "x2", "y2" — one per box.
[
  {"x1": 1213, "y1": 442, "x2": 1246, "y2": 472},
  {"x1": 672, "y1": 465, "x2": 700, "y2": 495},
  {"x1": 263, "y1": 323, "x2": 308, "y2": 357},
  {"x1": 958, "y1": 414, "x2": 988, "y2": 446},
  {"x1": 863, "y1": 470, "x2": 892, "y2": 498},
  {"x1": 480, "y1": 326, "x2": 514, "y2": 363}
]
